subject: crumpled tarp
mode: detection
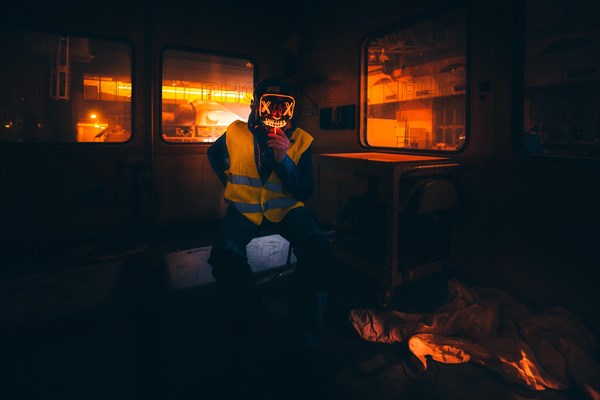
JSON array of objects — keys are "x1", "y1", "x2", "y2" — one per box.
[{"x1": 349, "y1": 279, "x2": 600, "y2": 400}]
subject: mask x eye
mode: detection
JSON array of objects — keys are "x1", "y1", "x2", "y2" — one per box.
[
  {"x1": 283, "y1": 102, "x2": 293, "y2": 118},
  {"x1": 260, "y1": 100, "x2": 271, "y2": 115}
]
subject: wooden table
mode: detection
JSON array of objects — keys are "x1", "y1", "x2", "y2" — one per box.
[{"x1": 315, "y1": 152, "x2": 458, "y2": 302}]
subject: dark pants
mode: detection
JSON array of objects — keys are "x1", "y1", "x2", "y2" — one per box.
[
  {"x1": 209, "y1": 206, "x2": 330, "y2": 291},
  {"x1": 208, "y1": 206, "x2": 330, "y2": 340}
]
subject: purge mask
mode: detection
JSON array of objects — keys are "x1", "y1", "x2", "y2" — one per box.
[{"x1": 257, "y1": 93, "x2": 295, "y2": 130}]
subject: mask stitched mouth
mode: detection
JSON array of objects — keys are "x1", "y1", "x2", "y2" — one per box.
[{"x1": 258, "y1": 93, "x2": 295, "y2": 130}]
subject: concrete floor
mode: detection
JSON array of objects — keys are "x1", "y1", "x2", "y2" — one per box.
[{"x1": 0, "y1": 234, "x2": 592, "y2": 400}]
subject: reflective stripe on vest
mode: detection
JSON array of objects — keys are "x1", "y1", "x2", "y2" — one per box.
[
  {"x1": 228, "y1": 174, "x2": 283, "y2": 193},
  {"x1": 223, "y1": 120, "x2": 313, "y2": 225},
  {"x1": 225, "y1": 197, "x2": 297, "y2": 213},
  {"x1": 224, "y1": 199, "x2": 263, "y2": 213},
  {"x1": 263, "y1": 197, "x2": 298, "y2": 211}
]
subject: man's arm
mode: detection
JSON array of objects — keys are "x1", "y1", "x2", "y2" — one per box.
[
  {"x1": 206, "y1": 133, "x2": 229, "y2": 187},
  {"x1": 272, "y1": 146, "x2": 314, "y2": 201}
]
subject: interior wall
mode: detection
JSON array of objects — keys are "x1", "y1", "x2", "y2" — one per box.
[
  {"x1": 3, "y1": 1, "x2": 599, "y2": 339},
  {"x1": 298, "y1": 0, "x2": 600, "y2": 338}
]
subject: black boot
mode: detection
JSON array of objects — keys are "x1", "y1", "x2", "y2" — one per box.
[
  {"x1": 226, "y1": 282, "x2": 267, "y2": 343},
  {"x1": 287, "y1": 279, "x2": 327, "y2": 350},
  {"x1": 301, "y1": 291, "x2": 327, "y2": 350},
  {"x1": 209, "y1": 251, "x2": 268, "y2": 343}
]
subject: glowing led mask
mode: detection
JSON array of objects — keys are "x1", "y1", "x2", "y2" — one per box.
[{"x1": 258, "y1": 93, "x2": 295, "y2": 129}]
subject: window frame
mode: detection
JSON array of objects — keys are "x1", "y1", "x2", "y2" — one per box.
[
  {"x1": 513, "y1": 0, "x2": 600, "y2": 162},
  {"x1": 0, "y1": 26, "x2": 135, "y2": 145},
  {"x1": 358, "y1": 3, "x2": 471, "y2": 154},
  {"x1": 158, "y1": 45, "x2": 257, "y2": 145}
]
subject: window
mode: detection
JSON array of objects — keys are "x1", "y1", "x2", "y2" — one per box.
[
  {"x1": 361, "y1": 7, "x2": 468, "y2": 151},
  {"x1": 161, "y1": 49, "x2": 255, "y2": 143},
  {"x1": 521, "y1": 0, "x2": 600, "y2": 158},
  {"x1": 0, "y1": 28, "x2": 132, "y2": 143}
]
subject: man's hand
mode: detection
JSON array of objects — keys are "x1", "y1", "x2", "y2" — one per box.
[{"x1": 267, "y1": 127, "x2": 290, "y2": 163}]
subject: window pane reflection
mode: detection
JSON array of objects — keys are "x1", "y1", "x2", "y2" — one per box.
[
  {"x1": 362, "y1": 8, "x2": 467, "y2": 151},
  {"x1": 161, "y1": 50, "x2": 254, "y2": 143},
  {"x1": 0, "y1": 28, "x2": 132, "y2": 143},
  {"x1": 523, "y1": 0, "x2": 600, "y2": 158}
]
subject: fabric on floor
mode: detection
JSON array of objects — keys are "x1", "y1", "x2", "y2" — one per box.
[{"x1": 349, "y1": 279, "x2": 600, "y2": 400}]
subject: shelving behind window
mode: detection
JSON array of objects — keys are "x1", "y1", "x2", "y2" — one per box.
[{"x1": 360, "y1": 7, "x2": 468, "y2": 152}]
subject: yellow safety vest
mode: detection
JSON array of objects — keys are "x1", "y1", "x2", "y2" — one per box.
[{"x1": 224, "y1": 120, "x2": 313, "y2": 225}]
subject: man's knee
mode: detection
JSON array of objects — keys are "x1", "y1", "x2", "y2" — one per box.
[{"x1": 208, "y1": 247, "x2": 253, "y2": 290}]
